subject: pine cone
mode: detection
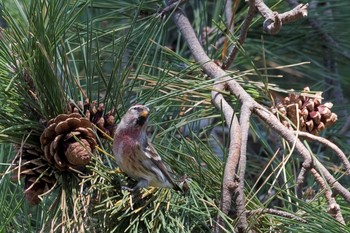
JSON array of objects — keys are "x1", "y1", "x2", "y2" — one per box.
[
  {"x1": 24, "y1": 176, "x2": 52, "y2": 205},
  {"x1": 11, "y1": 145, "x2": 56, "y2": 205},
  {"x1": 40, "y1": 113, "x2": 97, "y2": 171},
  {"x1": 68, "y1": 99, "x2": 116, "y2": 138},
  {"x1": 271, "y1": 87, "x2": 337, "y2": 135}
]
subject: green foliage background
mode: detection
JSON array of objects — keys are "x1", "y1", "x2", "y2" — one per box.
[{"x1": 0, "y1": 0, "x2": 349, "y2": 232}]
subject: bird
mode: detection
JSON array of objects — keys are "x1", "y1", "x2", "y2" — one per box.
[{"x1": 113, "y1": 104, "x2": 182, "y2": 192}]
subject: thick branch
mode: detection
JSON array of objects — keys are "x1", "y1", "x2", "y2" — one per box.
[
  {"x1": 168, "y1": 1, "x2": 350, "y2": 231},
  {"x1": 254, "y1": 107, "x2": 312, "y2": 168},
  {"x1": 169, "y1": 5, "x2": 247, "y2": 231},
  {"x1": 211, "y1": 79, "x2": 242, "y2": 233},
  {"x1": 235, "y1": 103, "x2": 253, "y2": 232},
  {"x1": 171, "y1": 8, "x2": 251, "y2": 103}
]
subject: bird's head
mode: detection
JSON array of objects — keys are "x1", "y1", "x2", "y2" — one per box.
[{"x1": 122, "y1": 105, "x2": 150, "y2": 129}]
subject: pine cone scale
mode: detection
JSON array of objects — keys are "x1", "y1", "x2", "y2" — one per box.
[{"x1": 55, "y1": 121, "x2": 70, "y2": 134}]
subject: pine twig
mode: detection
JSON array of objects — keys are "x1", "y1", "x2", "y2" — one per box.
[
  {"x1": 159, "y1": 0, "x2": 187, "y2": 17},
  {"x1": 296, "y1": 166, "x2": 308, "y2": 199},
  {"x1": 247, "y1": 208, "x2": 307, "y2": 223},
  {"x1": 222, "y1": 0, "x2": 256, "y2": 70},
  {"x1": 224, "y1": 0, "x2": 234, "y2": 34},
  {"x1": 255, "y1": 107, "x2": 350, "y2": 203},
  {"x1": 297, "y1": 131, "x2": 350, "y2": 175},
  {"x1": 255, "y1": 0, "x2": 308, "y2": 35},
  {"x1": 310, "y1": 168, "x2": 345, "y2": 224}
]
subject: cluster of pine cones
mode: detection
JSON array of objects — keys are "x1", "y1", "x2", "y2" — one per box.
[
  {"x1": 68, "y1": 100, "x2": 116, "y2": 139},
  {"x1": 271, "y1": 87, "x2": 337, "y2": 135},
  {"x1": 11, "y1": 99, "x2": 116, "y2": 204}
]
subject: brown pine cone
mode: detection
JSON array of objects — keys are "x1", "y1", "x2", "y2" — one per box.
[
  {"x1": 68, "y1": 99, "x2": 116, "y2": 138},
  {"x1": 11, "y1": 145, "x2": 56, "y2": 205},
  {"x1": 271, "y1": 87, "x2": 337, "y2": 135},
  {"x1": 24, "y1": 176, "x2": 53, "y2": 205},
  {"x1": 40, "y1": 113, "x2": 97, "y2": 170}
]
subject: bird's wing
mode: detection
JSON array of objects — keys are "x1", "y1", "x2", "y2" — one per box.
[{"x1": 144, "y1": 139, "x2": 182, "y2": 192}]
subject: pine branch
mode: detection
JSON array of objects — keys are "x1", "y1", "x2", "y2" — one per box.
[{"x1": 167, "y1": 1, "x2": 350, "y2": 231}]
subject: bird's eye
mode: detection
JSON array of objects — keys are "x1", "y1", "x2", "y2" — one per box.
[
  {"x1": 131, "y1": 106, "x2": 143, "y2": 112},
  {"x1": 129, "y1": 107, "x2": 138, "y2": 114}
]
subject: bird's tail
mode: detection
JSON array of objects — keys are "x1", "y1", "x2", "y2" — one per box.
[
  {"x1": 173, "y1": 183, "x2": 183, "y2": 193},
  {"x1": 173, "y1": 176, "x2": 190, "y2": 193}
]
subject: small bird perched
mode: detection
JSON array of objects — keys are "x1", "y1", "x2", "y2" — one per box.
[{"x1": 113, "y1": 105, "x2": 181, "y2": 192}]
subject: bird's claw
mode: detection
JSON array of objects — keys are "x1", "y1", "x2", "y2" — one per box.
[{"x1": 121, "y1": 186, "x2": 134, "y2": 192}]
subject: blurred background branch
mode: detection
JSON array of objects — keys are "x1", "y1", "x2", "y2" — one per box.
[{"x1": 0, "y1": 0, "x2": 349, "y2": 232}]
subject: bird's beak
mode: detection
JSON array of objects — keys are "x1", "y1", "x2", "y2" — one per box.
[{"x1": 139, "y1": 109, "x2": 149, "y2": 118}]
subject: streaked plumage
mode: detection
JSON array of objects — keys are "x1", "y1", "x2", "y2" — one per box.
[{"x1": 113, "y1": 105, "x2": 181, "y2": 192}]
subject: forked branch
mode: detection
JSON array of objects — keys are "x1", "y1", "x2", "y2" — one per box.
[
  {"x1": 255, "y1": 0, "x2": 308, "y2": 35},
  {"x1": 167, "y1": 0, "x2": 350, "y2": 232}
]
